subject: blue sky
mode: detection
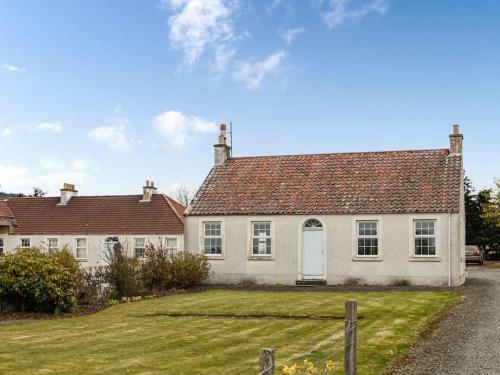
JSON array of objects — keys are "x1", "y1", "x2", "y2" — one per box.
[{"x1": 0, "y1": 0, "x2": 499, "y2": 196}]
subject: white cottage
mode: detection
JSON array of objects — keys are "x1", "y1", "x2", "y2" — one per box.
[
  {"x1": 0, "y1": 181, "x2": 185, "y2": 266},
  {"x1": 185, "y1": 125, "x2": 466, "y2": 286}
]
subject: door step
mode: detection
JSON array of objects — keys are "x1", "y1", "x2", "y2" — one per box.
[{"x1": 296, "y1": 280, "x2": 326, "y2": 286}]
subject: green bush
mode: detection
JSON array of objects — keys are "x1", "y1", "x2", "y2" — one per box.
[
  {"x1": 169, "y1": 251, "x2": 210, "y2": 289},
  {"x1": 49, "y1": 247, "x2": 81, "y2": 276},
  {"x1": 104, "y1": 243, "x2": 142, "y2": 298},
  {"x1": 142, "y1": 244, "x2": 172, "y2": 292},
  {"x1": 0, "y1": 248, "x2": 77, "y2": 312},
  {"x1": 141, "y1": 246, "x2": 210, "y2": 291}
]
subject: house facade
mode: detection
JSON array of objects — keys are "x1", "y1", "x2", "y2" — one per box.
[
  {"x1": 0, "y1": 181, "x2": 185, "y2": 266},
  {"x1": 185, "y1": 125, "x2": 466, "y2": 286}
]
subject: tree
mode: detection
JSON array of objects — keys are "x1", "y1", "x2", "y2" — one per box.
[
  {"x1": 170, "y1": 184, "x2": 196, "y2": 207},
  {"x1": 464, "y1": 176, "x2": 482, "y2": 246},
  {"x1": 30, "y1": 187, "x2": 47, "y2": 197},
  {"x1": 478, "y1": 180, "x2": 500, "y2": 258},
  {"x1": 465, "y1": 176, "x2": 500, "y2": 260}
]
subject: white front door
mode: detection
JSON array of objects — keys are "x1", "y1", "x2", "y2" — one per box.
[{"x1": 302, "y1": 219, "x2": 324, "y2": 279}]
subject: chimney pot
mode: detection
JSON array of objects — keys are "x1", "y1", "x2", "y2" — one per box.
[
  {"x1": 59, "y1": 183, "x2": 78, "y2": 205},
  {"x1": 142, "y1": 179, "x2": 158, "y2": 202},
  {"x1": 214, "y1": 123, "x2": 231, "y2": 165},
  {"x1": 449, "y1": 124, "x2": 463, "y2": 155}
]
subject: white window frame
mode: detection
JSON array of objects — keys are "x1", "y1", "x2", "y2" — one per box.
[
  {"x1": 356, "y1": 221, "x2": 379, "y2": 257},
  {"x1": 413, "y1": 219, "x2": 437, "y2": 257},
  {"x1": 133, "y1": 237, "x2": 148, "y2": 259},
  {"x1": 200, "y1": 220, "x2": 224, "y2": 258},
  {"x1": 164, "y1": 236, "x2": 179, "y2": 253},
  {"x1": 19, "y1": 238, "x2": 31, "y2": 249},
  {"x1": 249, "y1": 221, "x2": 274, "y2": 258},
  {"x1": 0, "y1": 237, "x2": 4, "y2": 256},
  {"x1": 74, "y1": 237, "x2": 88, "y2": 261},
  {"x1": 351, "y1": 217, "x2": 383, "y2": 261},
  {"x1": 46, "y1": 237, "x2": 59, "y2": 253}
]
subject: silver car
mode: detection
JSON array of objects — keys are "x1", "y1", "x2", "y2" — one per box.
[{"x1": 466, "y1": 245, "x2": 484, "y2": 265}]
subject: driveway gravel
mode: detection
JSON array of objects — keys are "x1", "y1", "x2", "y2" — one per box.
[{"x1": 392, "y1": 268, "x2": 500, "y2": 375}]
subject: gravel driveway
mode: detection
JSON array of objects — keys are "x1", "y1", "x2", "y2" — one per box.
[{"x1": 392, "y1": 268, "x2": 500, "y2": 375}]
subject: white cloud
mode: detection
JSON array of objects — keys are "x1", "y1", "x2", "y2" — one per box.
[
  {"x1": 88, "y1": 109, "x2": 138, "y2": 152},
  {"x1": 266, "y1": 0, "x2": 294, "y2": 15},
  {"x1": 280, "y1": 26, "x2": 306, "y2": 44},
  {"x1": 88, "y1": 124, "x2": 134, "y2": 152},
  {"x1": 0, "y1": 164, "x2": 34, "y2": 191},
  {"x1": 164, "y1": 0, "x2": 238, "y2": 68},
  {"x1": 233, "y1": 51, "x2": 287, "y2": 89},
  {"x1": 38, "y1": 171, "x2": 87, "y2": 187},
  {"x1": 31, "y1": 122, "x2": 63, "y2": 134},
  {"x1": 0, "y1": 63, "x2": 28, "y2": 75},
  {"x1": 0, "y1": 128, "x2": 12, "y2": 137},
  {"x1": 40, "y1": 157, "x2": 66, "y2": 170},
  {"x1": 154, "y1": 111, "x2": 217, "y2": 150},
  {"x1": 0, "y1": 157, "x2": 96, "y2": 194},
  {"x1": 38, "y1": 157, "x2": 96, "y2": 189},
  {"x1": 320, "y1": 0, "x2": 389, "y2": 29}
]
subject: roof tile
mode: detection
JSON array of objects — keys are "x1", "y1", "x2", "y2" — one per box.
[
  {"x1": 6, "y1": 194, "x2": 184, "y2": 235},
  {"x1": 187, "y1": 149, "x2": 462, "y2": 216}
]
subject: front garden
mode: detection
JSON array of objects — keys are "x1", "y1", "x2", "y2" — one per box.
[{"x1": 0, "y1": 288, "x2": 459, "y2": 374}]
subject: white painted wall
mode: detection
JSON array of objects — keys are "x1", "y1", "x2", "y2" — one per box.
[
  {"x1": 0, "y1": 233, "x2": 184, "y2": 267},
  {"x1": 184, "y1": 213, "x2": 465, "y2": 286}
]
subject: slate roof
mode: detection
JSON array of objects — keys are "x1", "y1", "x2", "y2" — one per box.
[
  {"x1": 4, "y1": 194, "x2": 185, "y2": 235},
  {"x1": 187, "y1": 149, "x2": 462, "y2": 216}
]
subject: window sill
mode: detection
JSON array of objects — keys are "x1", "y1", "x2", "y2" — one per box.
[
  {"x1": 409, "y1": 257, "x2": 441, "y2": 262},
  {"x1": 352, "y1": 256, "x2": 382, "y2": 262},
  {"x1": 206, "y1": 255, "x2": 225, "y2": 260},
  {"x1": 248, "y1": 256, "x2": 275, "y2": 261}
]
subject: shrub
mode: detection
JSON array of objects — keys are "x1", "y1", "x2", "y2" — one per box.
[
  {"x1": 142, "y1": 244, "x2": 172, "y2": 292},
  {"x1": 104, "y1": 243, "x2": 142, "y2": 298},
  {"x1": 141, "y1": 246, "x2": 210, "y2": 291},
  {"x1": 169, "y1": 251, "x2": 210, "y2": 289},
  {"x1": 76, "y1": 266, "x2": 109, "y2": 305},
  {"x1": 49, "y1": 247, "x2": 81, "y2": 276},
  {"x1": 0, "y1": 248, "x2": 77, "y2": 312}
]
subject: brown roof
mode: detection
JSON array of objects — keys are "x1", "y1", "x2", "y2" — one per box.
[
  {"x1": 0, "y1": 201, "x2": 14, "y2": 218},
  {"x1": 187, "y1": 149, "x2": 462, "y2": 216},
  {"x1": 5, "y1": 194, "x2": 184, "y2": 235}
]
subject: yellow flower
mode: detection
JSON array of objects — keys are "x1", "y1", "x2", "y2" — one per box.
[{"x1": 326, "y1": 360, "x2": 335, "y2": 371}]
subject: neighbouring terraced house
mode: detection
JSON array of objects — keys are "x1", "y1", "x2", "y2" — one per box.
[
  {"x1": 0, "y1": 181, "x2": 185, "y2": 266},
  {"x1": 184, "y1": 124, "x2": 466, "y2": 286}
]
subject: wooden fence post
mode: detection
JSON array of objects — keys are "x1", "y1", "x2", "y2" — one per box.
[
  {"x1": 259, "y1": 348, "x2": 275, "y2": 375},
  {"x1": 344, "y1": 300, "x2": 357, "y2": 375}
]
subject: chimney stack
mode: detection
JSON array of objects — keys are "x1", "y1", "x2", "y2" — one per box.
[
  {"x1": 449, "y1": 124, "x2": 463, "y2": 155},
  {"x1": 59, "y1": 183, "x2": 77, "y2": 206},
  {"x1": 214, "y1": 123, "x2": 231, "y2": 165},
  {"x1": 141, "y1": 180, "x2": 158, "y2": 202}
]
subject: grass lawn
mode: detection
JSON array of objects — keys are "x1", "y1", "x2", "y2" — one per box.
[{"x1": 0, "y1": 289, "x2": 459, "y2": 374}]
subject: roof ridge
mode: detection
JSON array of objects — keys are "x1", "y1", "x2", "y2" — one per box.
[
  {"x1": 6, "y1": 194, "x2": 145, "y2": 200},
  {"x1": 228, "y1": 148, "x2": 450, "y2": 160}
]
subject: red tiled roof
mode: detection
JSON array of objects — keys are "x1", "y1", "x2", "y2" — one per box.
[
  {"x1": 187, "y1": 149, "x2": 462, "y2": 216},
  {"x1": 6, "y1": 194, "x2": 184, "y2": 235},
  {"x1": 0, "y1": 201, "x2": 14, "y2": 218},
  {"x1": 163, "y1": 195, "x2": 186, "y2": 222}
]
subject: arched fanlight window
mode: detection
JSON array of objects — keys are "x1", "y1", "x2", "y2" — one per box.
[
  {"x1": 303, "y1": 219, "x2": 323, "y2": 230},
  {"x1": 104, "y1": 236, "x2": 121, "y2": 253}
]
